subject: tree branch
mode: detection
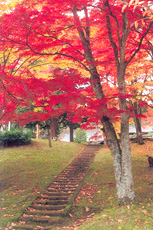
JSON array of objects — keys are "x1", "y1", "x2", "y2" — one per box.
[
  {"x1": 106, "y1": 14, "x2": 120, "y2": 69},
  {"x1": 25, "y1": 26, "x2": 90, "y2": 72},
  {"x1": 105, "y1": 0, "x2": 121, "y2": 46},
  {"x1": 126, "y1": 21, "x2": 153, "y2": 66}
]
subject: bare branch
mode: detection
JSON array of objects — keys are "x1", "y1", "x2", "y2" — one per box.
[
  {"x1": 126, "y1": 21, "x2": 153, "y2": 66},
  {"x1": 25, "y1": 25, "x2": 90, "y2": 72},
  {"x1": 13, "y1": 56, "x2": 33, "y2": 75},
  {"x1": 105, "y1": 0, "x2": 121, "y2": 46},
  {"x1": 0, "y1": 111, "x2": 7, "y2": 121},
  {"x1": 106, "y1": 14, "x2": 120, "y2": 69}
]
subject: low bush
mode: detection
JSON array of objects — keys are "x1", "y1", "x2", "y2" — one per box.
[
  {"x1": 74, "y1": 128, "x2": 87, "y2": 144},
  {"x1": 0, "y1": 129, "x2": 32, "y2": 147}
]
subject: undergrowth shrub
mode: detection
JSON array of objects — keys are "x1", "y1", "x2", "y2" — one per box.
[
  {"x1": 0, "y1": 129, "x2": 32, "y2": 147},
  {"x1": 74, "y1": 128, "x2": 87, "y2": 144}
]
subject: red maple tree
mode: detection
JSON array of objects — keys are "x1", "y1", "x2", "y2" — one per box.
[{"x1": 0, "y1": 0, "x2": 153, "y2": 203}]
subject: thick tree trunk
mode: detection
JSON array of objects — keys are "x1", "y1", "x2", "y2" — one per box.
[
  {"x1": 73, "y1": 5, "x2": 136, "y2": 203},
  {"x1": 70, "y1": 122, "x2": 74, "y2": 142},
  {"x1": 101, "y1": 114, "x2": 135, "y2": 204},
  {"x1": 116, "y1": 65, "x2": 135, "y2": 203},
  {"x1": 88, "y1": 56, "x2": 135, "y2": 203},
  {"x1": 119, "y1": 112, "x2": 135, "y2": 202},
  {"x1": 101, "y1": 117, "x2": 122, "y2": 191}
]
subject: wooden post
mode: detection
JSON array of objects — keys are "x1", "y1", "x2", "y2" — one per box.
[
  {"x1": 36, "y1": 124, "x2": 39, "y2": 139},
  {"x1": 70, "y1": 122, "x2": 73, "y2": 142}
]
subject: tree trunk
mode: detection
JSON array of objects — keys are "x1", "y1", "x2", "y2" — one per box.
[
  {"x1": 101, "y1": 114, "x2": 135, "y2": 204},
  {"x1": 47, "y1": 118, "x2": 58, "y2": 147},
  {"x1": 50, "y1": 118, "x2": 58, "y2": 140},
  {"x1": 73, "y1": 6, "x2": 136, "y2": 204},
  {"x1": 101, "y1": 117, "x2": 122, "y2": 192},
  {"x1": 116, "y1": 64, "x2": 135, "y2": 203},
  {"x1": 70, "y1": 122, "x2": 74, "y2": 142},
  {"x1": 133, "y1": 102, "x2": 144, "y2": 145},
  {"x1": 48, "y1": 123, "x2": 52, "y2": 148},
  {"x1": 119, "y1": 112, "x2": 135, "y2": 203}
]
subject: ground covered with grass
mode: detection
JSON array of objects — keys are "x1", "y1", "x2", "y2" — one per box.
[
  {"x1": 0, "y1": 139, "x2": 85, "y2": 229},
  {"x1": 1, "y1": 140, "x2": 153, "y2": 230},
  {"x1": 61, "y1": 141, "x2": 153, "y2": 230}
]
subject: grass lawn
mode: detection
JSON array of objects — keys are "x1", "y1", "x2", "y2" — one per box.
[
  {"x1": 0, "y1": 139, "x2": 153, "y2": 230},
  {"x1": 62, "y1": 141, "x2": 153, "y2": 230},
  {"x1": 0, "y1": 139, "x2": 85, "y2": 229}
]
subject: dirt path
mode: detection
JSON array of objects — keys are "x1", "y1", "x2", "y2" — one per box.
[{"x1": 11, "y1": 145, "x2": 100, "y2": 229}]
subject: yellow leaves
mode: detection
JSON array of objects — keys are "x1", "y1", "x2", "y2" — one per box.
[
  {"x1": 0, "y1": 0, "x2": 22, "y2": 15},
  {"x1": 135, "y1": 21, "x2": 138, "y2": 29},
  {"x1": 122, "y1": 4, "x2": 127, "y2": 13},
  {"x1": 85, "y1": 207, "x2": 90, "y2": 212},
  {"x1": 117, "y1": 219, "x2": 123, "y2": 223},
  {"x1": 129, "y1": 0, "x2": 135, "y2": 7},
  {"x1": 142, "y1": 209, "x2": 148, "y2": 214},
  {"x1": 122, "y1": 0, "x2": 146, "y2": 13},
  {"x1": 142, "y1": 9, "x2": 153, "y2": 20},
  {"x1": 34, "y1": 107, "x2": 43, "y2": 112},
  {"x1": 143, "y1": 10, "x2": 149, "y2": 17},
  {"x1": 141, "y1": 19, "x2": 145, "y2": 27}
]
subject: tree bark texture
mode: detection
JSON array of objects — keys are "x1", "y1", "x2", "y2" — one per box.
[
  {"x1": 70, "y1": 122, "x2": 74, "y2": 142},
  {"x1": 47, "y1": 118, "x2": 58, "y2": 147},
  {"x1": 48, "y1": 123, "x2": 52, "y2": 148},
  {"x1": 133, "y1": 102, "x2": 144, "y2": 145},
  {"x1": 50, "y1": 118, "x2": 58, "y2": 139}
]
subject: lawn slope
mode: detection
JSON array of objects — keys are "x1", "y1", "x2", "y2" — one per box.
[
  {"x1": 65, "y1": 141, "x2": 153, "y2": 230},
  {"x1": 0, "y1": 139, "x2": 85, "y2": 229}
]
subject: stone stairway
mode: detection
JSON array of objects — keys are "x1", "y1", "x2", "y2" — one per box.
[{"x1": 11, "y1": 145, "x2": 100, "y2": 230}]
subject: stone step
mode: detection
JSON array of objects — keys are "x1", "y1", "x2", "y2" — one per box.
[
  {"x1": 48, "y1": 184, "x2": 77, "y2": 189},
  {"x1": 52, "y1": 181, "x2": 78, "y2": 185},
  {"x1": 11, "y1": 222, "x2": 55, "y2": 230},
  {"x1": 46, "y1": 187, "x2": 76, "y2": 191},
  {"x1": 35, "y1": 199, "x2": 68, "y2": 205},
  {"x1": 56, "y1": 178, "x2": 79, "y2": 181},
  {"x1": 40, "y1": 195, "x2": 69, "y2": 200},
  {"x1": 30, "y1": 204, "x2": 66, "y2": 210},
  {"x1": 19, "y1": 214, "x2": 64, "y2": 224},
  {"x1": 11, "y1": 223, "x2": 39, "y2": 230},
  {"x1": 42, "y1": 192, "x2": 70, "y2": 196},
  {"x1": 24, "y1": 208, "x2": 63, "y2": 216},
  {"x1": 45, "y1": 189, "x2": 73, "y2": 194}
]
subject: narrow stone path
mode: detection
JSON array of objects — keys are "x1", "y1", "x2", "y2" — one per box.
[{"x1": 11, "y1": 145, "x2": 100, "y2": 230}]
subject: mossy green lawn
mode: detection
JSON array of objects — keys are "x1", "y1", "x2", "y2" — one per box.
[
  {"x1": 68, "y1": 142, "x2": 153, "y2": 230},
  {"x1": 0, "y1": 139, "x2": 85, "y2": 229}
]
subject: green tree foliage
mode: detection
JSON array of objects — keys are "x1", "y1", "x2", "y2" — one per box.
[{"x1": 74, "y1": 128, "x2": 87, "y2": 144}]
